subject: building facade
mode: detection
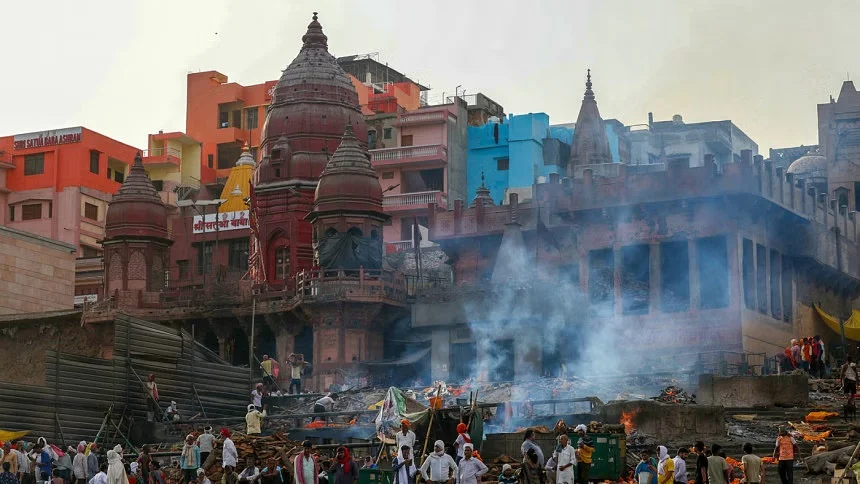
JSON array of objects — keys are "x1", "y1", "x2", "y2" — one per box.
[{"x1": 0, "y1": 225, "x2": 76, "y2": 314}]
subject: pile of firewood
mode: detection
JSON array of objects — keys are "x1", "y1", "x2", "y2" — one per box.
[
  {"x1": 651, "y1": 385, "x2": 696, "y2": 404},
  {"x1": 165, "y1": 431, "x2": 310, "y2": 483}
]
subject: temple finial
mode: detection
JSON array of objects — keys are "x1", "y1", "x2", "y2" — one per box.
[
  {"x1": 313, "y1": 11, "x2": 318, "y2": 21},
  {"x1": 481, "y1": 170, "x2": 485, "y2": 186},
  {"x1": 584, "y1": 69, "x2": 594, "y2": 100}
]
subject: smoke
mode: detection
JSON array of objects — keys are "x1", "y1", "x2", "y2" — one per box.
[{"x1": 460, "y1": 204, "x2": 729, "y2": 402}]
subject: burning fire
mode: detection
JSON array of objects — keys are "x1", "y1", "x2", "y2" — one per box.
[{"x1": 620, "y1": 409, "x2": 639, "y2": 434}]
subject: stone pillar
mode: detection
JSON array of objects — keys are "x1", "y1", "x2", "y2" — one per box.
[
  {"x1": 649, "y1": 242, "x2": 661, "y2": 313},
  {"x1": 688, "y1": 239, "x2": 700, "y2": 310},
  {"x1": 431, "y1": 329, "x2": 451, "y2": 381},
  {"x1": 217, "y1": 336, "x2": 228, "y2": 361},
  {"x1": 515, "y1": 331, "x2": 542, "y2": 381}
]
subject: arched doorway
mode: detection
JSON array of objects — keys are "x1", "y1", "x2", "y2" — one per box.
[
  {"x1": 202, "y1": 329, "x2": 219, "y2": 355},
  {"x1": 256, "y1": 325, "x2": 277, "y2": 362},
  {"x1": 231, "y1": 327, "x2": 249, "y2": 367}
]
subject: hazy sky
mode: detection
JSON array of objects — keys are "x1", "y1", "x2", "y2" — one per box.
[{"x1": 2, "y1": 0, "x2": 858, "y2": 154}]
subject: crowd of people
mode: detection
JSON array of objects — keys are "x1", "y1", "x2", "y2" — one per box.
[{"x1": 779, "y1": 336, "x2": 827, "y2": 377}]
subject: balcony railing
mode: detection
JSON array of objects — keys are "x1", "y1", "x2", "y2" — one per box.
[
  {"x1": 383, "y1": 190, "x2": 447, "y2": 209},
  {"x1": 396, "y1": 111, "x2": 447, "y2": 125},
  {"x1": 294, "y1": 268, "x2": 406, "y2": 304},
  {"x1": 142, "y1": 147, "x2": 181, "y2": 158},
  {"x1": 388, "y1": 240, "x2": 414, "y2": 251},
  {"x1": 370, "y1": 144, "x2": 447, "y2": 166}
]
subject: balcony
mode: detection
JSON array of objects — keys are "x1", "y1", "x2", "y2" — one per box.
[
  {"x1": 383, "y1": 190, "x2": 448, "y2": 212},
  {"x1": 141, "y1": 147, "x2": 182, "y2": 166},
  {"x1": 395, "y1": 110, "x2": 448, "y2": 126},
  {"x1": 370, "y1": 144, "x2": 447, "y2": 168},
  {"x1": 387, "y1": 240, "x2": 414, "y2": 252}
]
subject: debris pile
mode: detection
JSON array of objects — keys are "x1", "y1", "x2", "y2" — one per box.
[{"x1": 651, "y1": 385, "x2": 696, "y2": 404}]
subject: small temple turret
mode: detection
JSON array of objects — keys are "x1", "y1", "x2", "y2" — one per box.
[{"x1": 567, "y1": 69, "x2": 613, "y2": 173}]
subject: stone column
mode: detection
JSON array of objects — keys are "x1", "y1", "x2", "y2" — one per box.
[
  {"x1": 688, "y1": 239, "x2": 700, "y2": 310},
  {"x1": 649, "y1": 242, "x2": 661, "y2": 313},
  {"x1": 431, "y1": 329, "x2": 451, "y2": 381}
]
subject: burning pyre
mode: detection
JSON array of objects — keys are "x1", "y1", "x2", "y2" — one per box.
[
  {"x1": 620, "y1": 409, "x2": 639, "y2": 434},
  {"x1": 652, "y1": 385, "x2": 696, "y2": 404}
]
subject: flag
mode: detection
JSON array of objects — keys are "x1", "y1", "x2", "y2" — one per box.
[
  {"x1": 248, "y1": 180, "x2": 266, "y2": 283},
  {"x1": 536, "y1": 208, "x2": 561, "y2": 250}
]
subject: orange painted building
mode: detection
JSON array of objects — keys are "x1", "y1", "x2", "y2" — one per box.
[{"x1": 0, "y1": 126, "x2": 140, "y2": 301}]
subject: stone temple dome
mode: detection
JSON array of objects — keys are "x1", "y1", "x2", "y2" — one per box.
[
  {"x1": 787, "y1": 152, "x2": 827, "y2": 181},
  {"x1": 104, "y1": 152, "x2": 169, "y2": 240},
  {"x1": 313, "y1": 125, "x2": 383, "y2": 215}
]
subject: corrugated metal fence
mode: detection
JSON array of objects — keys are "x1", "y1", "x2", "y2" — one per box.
[{"x1": 0, "y1": 314, "x2": 249, "y2": 445}]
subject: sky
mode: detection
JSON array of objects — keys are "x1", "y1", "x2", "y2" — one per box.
[{"x1": 1, "y1": 0, "x2": 859, "y2": 154}]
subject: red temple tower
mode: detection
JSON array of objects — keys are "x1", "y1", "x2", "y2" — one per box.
[
  {"x1": 252, "y1": 12, "x2": 368, "y2": 289},
  {"x1": 102, "y1": 153, "x2": 172, "y2": 308}
]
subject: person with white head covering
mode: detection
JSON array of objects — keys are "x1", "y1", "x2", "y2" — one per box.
[
  {"x1": 419, "y1": 441, "x2": 457, "y2": 484},
  {"x1": 73, "y1": 442, "x2": 88, "y2": 484},
  {"x1": 105, "y1": 446, "x2": 127, "y2": 484},
  {"x1": 392, "y1": 446, "x2": 417, "y2": 484},
  {"x1": 179, "y1": 435, "x2": 200, "y2": 484},
  {"x1": 553, "y1": 434, "x2": 576, "y2": 484},
  {"x1": 456, "y1": 444, "x2": 487, "y2": 484},
  {"x1": 498, "y1": 464, "x2": 517, "y2": 484},
  {"x1": 246, "y1": 404, "x2": 267, "y2": 436},
  {"x1": 574, "y1": 424, "x2": 594, "y2": 484},
  {"x1": 128, "y1": 462, "x2": 139, "y2": 480},
  {"x1": 196, "y1": 468, "x2": 212, "y2": 484},
  {"x1": 166, "y1": 402, "x2": 180, "y2": 423},
  {"x1": 656, "y1": 446, "x2": 674, "y2": 484}
]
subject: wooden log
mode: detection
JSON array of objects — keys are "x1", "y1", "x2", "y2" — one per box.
[{"x1": 805, "y1": 444, "x2": 856, "y2": 474}]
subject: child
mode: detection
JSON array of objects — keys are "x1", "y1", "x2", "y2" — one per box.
[
  {"x1": 635, "y1": 451, "x2": 656, "y2": 484},
  {"x1": 498, "y1": 464, "x2": 517, "y2": 484}
]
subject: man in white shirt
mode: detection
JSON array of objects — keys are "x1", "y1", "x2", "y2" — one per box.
[
  {"x1": 456, "y1": 444, "x2": 487, "y2": 484},
  {"x1": 238, "y1": 457, "x2": 262, "y2": 483},
  {"x1": 313, "y1": 394, "x2": 336, "y2": 422},
  {"x1": 251, "y1": 384, "x2": 265, "y2": 410},
  {"x1": 197, "y1": 426, "x2": 216, "y2": 466},
  {"x1": 419, "y1": 441, "x2": 457, "y2": 484},
  {"x1": 293, "y1": 441, "x2": 318, "y2": 484},
  {"x1": 395, "y1": 421, "x2": 416, "y2": 457},
  {"x1": 87, "y1": 464, "x2": 107, "y2": 484},
  {"x1": 392, "y1": 446, "x2": 417, "y2": 484},
  {"x1": 222, "y1": 428, "x2": 238, "y2": 471},
  {"x1": 553, "y1": 435, "x2": 577, "y2": 484},
  {"x1": 672, "y1": 448, "x2": 689, "y2": 484}
]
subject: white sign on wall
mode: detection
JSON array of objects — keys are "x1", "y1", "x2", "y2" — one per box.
[
  {"x1": 192, "y1": 210, "x2": 250, "y2": 234},
  {"x1": 14, "y1": 127, "x2": 82, "y2": 150}
]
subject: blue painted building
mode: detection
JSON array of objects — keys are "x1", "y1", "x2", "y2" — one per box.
[{"x1": 467, "y1": 113, "x2": 623, "y2": 204}]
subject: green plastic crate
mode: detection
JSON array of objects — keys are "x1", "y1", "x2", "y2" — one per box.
[{"x1": 359, "y1": 468, "x2": 393, "y2": 484}]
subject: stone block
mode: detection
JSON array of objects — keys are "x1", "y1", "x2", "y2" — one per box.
[
  {"x1": 697, "y1": 374, "x2": 808, "y2": 408},
  {"x1": 600, "y1": 400, "x2": 725, "y2": 442}
]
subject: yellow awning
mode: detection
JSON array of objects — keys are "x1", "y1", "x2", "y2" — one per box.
[
  {"x1": 814, "y1": 303, "x2": 860, "y2": 341},
  {"x1": 0, "y1": 430, "x2": 30, "y2": 441},
  {"x1": 218, "y1": 148, "x2": 255, "y2": 213}
]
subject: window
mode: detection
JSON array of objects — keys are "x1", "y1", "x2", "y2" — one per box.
[
  {"x1": 113, "y1": 169, "x2": 124, "y2": 183},
  {"x1": 152, "y1": 180, "x2": 164, "y2": 192},
  {"x1": 275, "y1": 247, "x2": 290, "y2": 281},
  {"x1": 245, "y1": 108, "x2": 258, "y2": 130},
  {"x1": 383, "y1": 128, "x2": 393, "y2": 139},
  {"x1": 660, "y1": 240, "x2": 690, "y2": 312},
  {"x1": 382, "y1": 172, "x2": 395, "y2": 179},
  {"x1": 228, "y1": 240, "x2": 249, "y2": 271},
  {"x1": 81, "y1": 246, "x2": 100, "y2": 258},
  {"x1": 84, "y1": 202, "x2": 99, "y2": 221},
  {"x1": 207, "y1": 154, "x2": 214, "y2": 168},
  {"x1": 588, "y1": 249, "x2": 614, "y2": 309},
  {"x1": 24, "y1": 153, "x2": 44, "y2": 175},
  {"x1": 48, "y1": 202, "x2": 52, "y2": 218},
  {"x1": 177, "y1": 260, "x2": 190, "y2": 280},
  {"x1": 770, "y1": 249, "x2": 781, "y2": 319},
  {"x1": 781, "y1": 257, "x2": 792, "y2": 322},
  {"x1": 368, "y1": 130, "x2": 377, "y2": 148},
  {"x1": 621, "y1": 245, "x2": 650, "y2": 315},
  {"x1": 197, "y1": 242, "x2": 214, "y2": 275},
  {"x1": 8, "y1": 205, "x2": 13, "y2": 221},
  {"x1": 697, "y1": 236, "x2": 728, "y2": 309},
  {"x1": 219, "y1": 111, "x2": 229, "y2": 128},
  {"x1": 22, "y1": 203, "x2": 42, "y2": 220},
  {"x1": 497, "y1": 157, "x2": 510, "y2": 171},
  {"x1": 401, "y1": 134, "x2": 414, "y2": 146},
  {"x1": 756, "y1": 244, "x2": 767, "y2": 314},
  {"x1": 89, "y1": 150, "x2": 99, "y2": 174},
  {"x1": 742, "y1": 239, "x2": 755, "y2": 309},
  {"x1": 232, "y1": 109, "x2": 241, "y2": 128},
  {"x1": 855, "y1": 182, "x2": 860, "y2": 211},
  {"x1": 107, "y1": 167, "x2": 112, "y2": 179}
]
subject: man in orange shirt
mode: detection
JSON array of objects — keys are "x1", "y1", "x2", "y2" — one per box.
[{"x1": 772, "y1": 429, "x2": 796, "y2": 484}]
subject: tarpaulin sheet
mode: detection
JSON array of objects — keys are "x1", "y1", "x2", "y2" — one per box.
[
  {"x1": 0, "y1": 430, "x2": 30, "y2": 442},
  {"x1": 319, "y1": 232, "x2": 382, "y2": 271},
  {"x1": 374, "y1": 387, "x2": 429, "y2": 438}
]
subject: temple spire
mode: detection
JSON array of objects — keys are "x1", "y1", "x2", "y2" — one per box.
[
  {"x1": 567, "y1": 69, "x2": 613, "y2": 170},
  {"x1": 584, "y1": 68, "x2": 594, "y2": 100}
]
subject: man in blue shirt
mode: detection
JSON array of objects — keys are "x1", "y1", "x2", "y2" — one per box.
[{"x1": 36, "y1": 443, "x2": 53, "y2": 483}]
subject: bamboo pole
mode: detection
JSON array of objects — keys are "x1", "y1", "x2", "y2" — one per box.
[{"x1": 420, "y1": 385, "x2": 442, "y2": 464}]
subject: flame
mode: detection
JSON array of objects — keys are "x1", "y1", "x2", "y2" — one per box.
[{"x1": 620, "y1": 409, "x2": 639, "y2": 433}]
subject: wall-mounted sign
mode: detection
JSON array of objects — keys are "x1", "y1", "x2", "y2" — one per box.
[
  {"x1": 74, "y1": 294, "x2": 98, "y2": 305},
  {"x1": 193, "y1": 210, "x2": 250, "y2": 234},
  {"x1": 14, "y1": 127, "x2": 82, "y2": 150}
]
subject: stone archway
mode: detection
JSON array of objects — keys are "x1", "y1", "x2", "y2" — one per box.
[{"x1": 230, "y1": 327, "x2": 250, "y2": 367}]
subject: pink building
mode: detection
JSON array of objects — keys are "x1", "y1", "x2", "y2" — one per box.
[{"x1": 370, "y1": 101, "x2": 468, "y2": 249}]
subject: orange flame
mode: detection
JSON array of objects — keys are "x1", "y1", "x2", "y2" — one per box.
[{"x1": 620, "y1": 409, "x2": 639, "y2": 433}]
